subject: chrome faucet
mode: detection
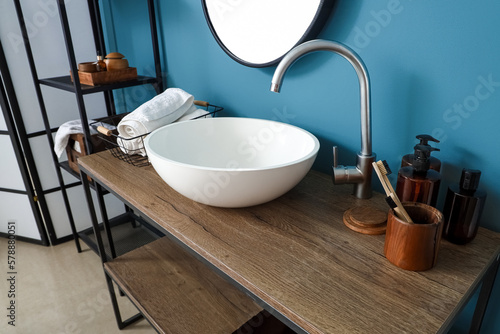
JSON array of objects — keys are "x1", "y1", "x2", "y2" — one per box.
[{"x1": 270, "y1": 39, "x2": 375, "y2": 199}]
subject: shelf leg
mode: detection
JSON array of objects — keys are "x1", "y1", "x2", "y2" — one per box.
[
  {"x1": 95, "y1": 183, "x2": 117, "y2": 259},
  {"x1": 469, "y1": 253, "x2": 500, "y2": 333},
  {"x1": 81, "y1": 170, "x2": 108, "y2": 263},
  {"x1": 125, "y1": 205, "x2": 138, "y2": 228},
  {"x1": 147, "y1": 0, "x2": 164, "y2": 93},
  {"x1": 104, "y1": 272, "x2": 143, "y2": 329},
  {"x1": 81, "y1": 169, "x2": 143, "y2": 328}
]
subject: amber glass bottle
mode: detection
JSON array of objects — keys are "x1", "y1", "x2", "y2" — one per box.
[
  {"x1": 95, "y1": 52, "x2": 106, "y2": 71},
  {"x1": 442, "y1": 169, "x2": 486, "y2": 244},
  {"x1": 396, "y1": 145, "x2": 441, "y2": 207}
]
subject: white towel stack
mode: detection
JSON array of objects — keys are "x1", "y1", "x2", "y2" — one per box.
[{"x1": 117, "y1": 88, "x2": 203, "y2": 156}]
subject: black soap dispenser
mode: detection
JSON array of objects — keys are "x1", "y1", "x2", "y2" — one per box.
[
  {"x1": 396, "y1": 145, "x2": 441, "y2": 207},
  {"x1": 401, "y1": 134, "x2": 441, "y2": 171},
  {"x1": 442, "y1": 169, "x2": 487, "y2": 244}
]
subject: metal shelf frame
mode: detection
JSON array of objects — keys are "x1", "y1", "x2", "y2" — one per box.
[{"x1": 13, "y1": 0, "x2": 164, "y2": 251}]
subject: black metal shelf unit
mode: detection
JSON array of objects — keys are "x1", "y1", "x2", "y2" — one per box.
[
  {"x1": 39, "y1": 75, "x2": 160, "y2": 94},
  {"x1": 13, "y1": 0, "x2": 164, "y2": 253},
  {"x1": 77, "y1": 210, "x2": 164, "y2": 262},
  {"x1": 59, "y1": 161, "x2": 109, "y2": 195}
]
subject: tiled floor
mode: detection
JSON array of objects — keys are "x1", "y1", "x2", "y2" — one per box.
[{"x1": 0, "y1": 237, "x2": 155, "y2": 334}]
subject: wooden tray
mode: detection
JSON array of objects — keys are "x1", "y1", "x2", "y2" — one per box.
[{"x1": 71, "y1": 67, "x2": 137, "y2": 86}]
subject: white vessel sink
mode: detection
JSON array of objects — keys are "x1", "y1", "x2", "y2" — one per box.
[{"x1": 144, "y1": 117, "x2": 320, "y2": 208}]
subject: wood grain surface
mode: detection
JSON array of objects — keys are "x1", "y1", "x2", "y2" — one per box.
[
  {"x1": 79, "y1": 151, "x2": 500, "y2": 334},
  {"x1": 105, "y1": 237, "x2": 262, "y2": 334}
]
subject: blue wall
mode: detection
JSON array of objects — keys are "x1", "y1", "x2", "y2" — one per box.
[{"x1": 107, "y1": 1, "x2": 500, "y2": 332}]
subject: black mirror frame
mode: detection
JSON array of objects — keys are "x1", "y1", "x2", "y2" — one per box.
[{"x1": 201, "y1": 0, "x2": 336, "y2": 68}]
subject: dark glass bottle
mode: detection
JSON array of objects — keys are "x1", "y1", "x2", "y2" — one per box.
[
  {"x1": 442, "y1": 169, "x2": 487, "y2": 244},
  {"x1": 396, "y1": 145, "x2": 441, "y2": 207},
  {"x1": 401, "y1": 134, "x2": 441, "y2": 172}
]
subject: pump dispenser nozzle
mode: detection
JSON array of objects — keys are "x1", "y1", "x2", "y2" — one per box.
[
  {"x1": 401, "y1": 134, "x2": 442, "y2": 172},
  {"x1": 460, "y1": 169, "x2": 481, "y2": 192},
  {"x1": 416, "y1": 134, "x2": 440, "y2": 146}
]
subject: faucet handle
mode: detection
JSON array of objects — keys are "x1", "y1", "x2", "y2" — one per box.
[{"x1": 332, "y1": 146, "x2": 338, "y2": 168}]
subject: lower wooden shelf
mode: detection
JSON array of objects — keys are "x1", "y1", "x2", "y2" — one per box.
[{"x1": 104, "y1": 236, "x2": 262, "y2": 334}]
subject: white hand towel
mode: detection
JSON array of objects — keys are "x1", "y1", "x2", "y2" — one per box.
[
  {"x1": 116, "y1": 88, "x2": 196, "y2": 156},
  {"x1": 175, "y1": 107, "x2": 209, "y2": 122},
  {"x1": 140, "y1": 87, "x2": 194, "y2": 122},
  {"x1": 117, "y1": 88, "x2": 194, "y2": 136},
  {"x1": 54, "y1": 119, "x2": 98, "y2": 158},
  {"x1": 116, "y1": 105, "x2": 211, "y2": 156}
]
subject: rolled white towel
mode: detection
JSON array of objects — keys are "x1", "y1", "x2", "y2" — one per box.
[
  {"x1": 116, "y1": 114, "x2": 171, "y2": 156},
  {"x1": 175, "y1": 107, "x2": 210, "y2": 122},
  {"x1": 116, "y1": 105, "x2": 212, "y2": 156},
  {"x1": 117, "y1": 88, "x2": 198, "y2": 156},
  {"x1": 117, "y1": 88, "x2": 194, "y2": 138},
  {"x1": 117, "y1": 136, "x2": 148, "y2": 156}
]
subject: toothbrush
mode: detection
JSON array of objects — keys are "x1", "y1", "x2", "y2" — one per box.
[{"x1": 372, "y1": 160, "x2": 414, "y2": 224}]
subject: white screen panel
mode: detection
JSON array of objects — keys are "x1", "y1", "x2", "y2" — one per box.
[
  {"x1": 0, "y1": 192, "x2": 41, "y2": 240},
  {"x1": 0, "y1": 136, "x2": 26, "y2": 191},
  {"x1": 0, "y1": 105, "x2": 7, "y2": 131},
  {"x1": 46, "y1": 185, "x2": 126, "y2": 238}
]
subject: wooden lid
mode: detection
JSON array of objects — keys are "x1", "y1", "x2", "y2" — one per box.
[
  {"x1": 105, "y1": 52, "x2": 125, "y2": 59},
  {"x1": 343, "y1": 206, "x2": 387, "y2": 235}
]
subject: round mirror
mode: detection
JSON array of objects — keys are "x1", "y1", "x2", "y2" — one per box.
[{"x1": 202, "y1": 0, "x2": 336, "y2": 67}]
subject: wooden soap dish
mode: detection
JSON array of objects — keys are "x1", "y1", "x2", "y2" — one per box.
[{"x1": 343, "y1": 206, "x2": 387, "y2": 235}]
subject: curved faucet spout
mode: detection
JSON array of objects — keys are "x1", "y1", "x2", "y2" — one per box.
[{"x1": 270, "y1": 39, "x2": 375, "y2": 199}]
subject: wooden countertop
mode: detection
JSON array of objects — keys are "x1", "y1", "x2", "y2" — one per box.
[{"x1": 79, "y1": 151, "x2": 500, "y2": 334}]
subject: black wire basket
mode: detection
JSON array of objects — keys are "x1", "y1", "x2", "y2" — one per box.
[{"x1": 90, "y1": 101, "x2": 222, "y2": 167}]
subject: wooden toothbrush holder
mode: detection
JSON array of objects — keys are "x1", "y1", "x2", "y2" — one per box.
[{"x1": 384, "y1": 202, "x2": 444, "y2": 271}]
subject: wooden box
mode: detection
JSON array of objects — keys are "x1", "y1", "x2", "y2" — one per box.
[
  {"x1": 66, "y1": 133, "x2": 109, "y2": 177},
  {"x1": 71, "y1": 67, "x2": 137, "y2": 86}
]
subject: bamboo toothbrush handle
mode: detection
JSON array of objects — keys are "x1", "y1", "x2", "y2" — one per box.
[
  {"x1": 388, "y1": 193, "x2": 414, "y2": 224},
  {"x1": 380, "y1": 171, "x2": 397, "y2": 196},
  {"x1": 372, "y1": 161, "x2": 414, "y2": 224},
  {"x1": 372, "y1": 162, "x2": 391, "y2": 194},
  {"x1": 382, "y1": 173, "x2": 414, "y2": 223}
]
